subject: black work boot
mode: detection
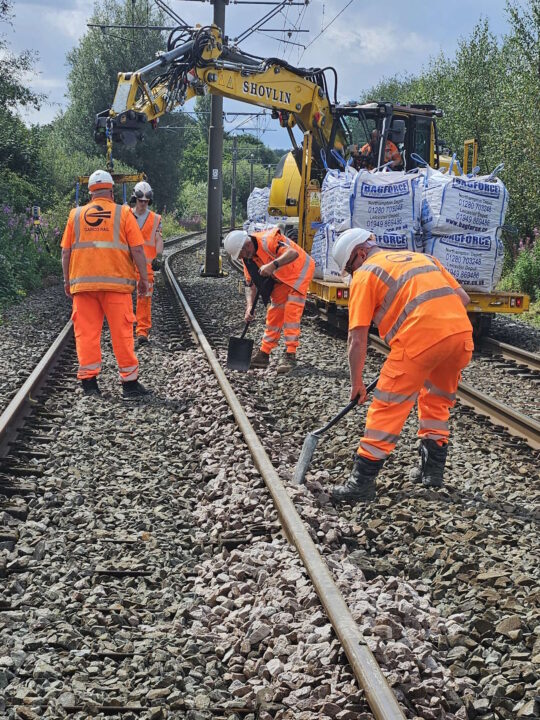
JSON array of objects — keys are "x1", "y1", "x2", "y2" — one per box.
[
  {"x1": 81, "y1": 377, "x2": 101, "y2": 396},
  {"x1": 122, "y1": 379, "x2": 151, "y2": 401},
  {"x1": 276, "y1": 352, "x2": 297, "y2": 375},
  {"x1": 332, "y1": 455, "x2": 385, "y2": 505},
  {"x1": 250, "y1": 349, "x2": 270, "y2": 369},
  {"x1": 136, "y1": 335, "x2": 149, "y2": 348},
  {"x1": 410, "y1": 439, "x2": 448, "y2": 488}
]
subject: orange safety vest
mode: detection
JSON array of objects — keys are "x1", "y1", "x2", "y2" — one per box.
[
  {"x1": 348, "y1": 250, "x2": 472, "y2": 357},
  {"x1": 62, "y1": 198, "x2": 142, "y2": 294},
  {"x1": 134, "y1": 209, "x2": 162, "y2": 263},
  {"x1": 360, "y1": 139, "x2": 400, "y2": 166},
  {"x1": 244, "y1": 228, "x2": 315, "y2": 296}
]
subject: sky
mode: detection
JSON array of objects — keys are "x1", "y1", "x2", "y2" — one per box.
[{"x1": 3, "y1": 0, "x2": 519, "y2": 149}]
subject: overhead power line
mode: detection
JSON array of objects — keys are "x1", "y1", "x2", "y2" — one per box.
[{"x1": 299, "y1": 0, "x2": 354, "y2": 60}]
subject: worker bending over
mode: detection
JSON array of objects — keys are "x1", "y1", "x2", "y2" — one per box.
[
  {"x1": 224, "y1": 227, "x2": 315, "y2": 375},
  {"x1": 130, "y1": 181, "x2": 163, "y2": 346},
  {"x1": 61, "y1": 170, "x2": 150, "y2": 400},
  {"x1": 330, "y1": 228, "x2": 473, "y2": 503}
]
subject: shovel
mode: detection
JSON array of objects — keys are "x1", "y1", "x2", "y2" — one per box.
[
  {"x1": 293, "y1": 377, "x2": 379, "y2": 484},
  {"x1": 226, "y1": 289, "x2": 261, "y2": 372}
]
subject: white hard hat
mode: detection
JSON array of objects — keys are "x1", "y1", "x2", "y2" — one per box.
[
  {"x1": 132, "y1": 180, "x2": 153, "y2": 205},
  {"x1": 88, "y1": 169, "x2": 114, "y2": 190},
  {"x1": 224, "y1": 230, "x2": 249, "y2": 260},
  {"x1": 332, "y1": 228, "x2": 376, "y2": 273}
]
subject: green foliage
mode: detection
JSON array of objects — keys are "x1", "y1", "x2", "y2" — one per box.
[
  {"x1": 160, "y1": 213, "x2": 186, "y2": 239},
  {"x1": 361, "y1": 3, "x2": 540, "y2": 242},
  {"x1": 0, "y1": 1, "x2": 42, "y2": 111},
  {"x1": 0, "y1": 206, "x2": 61, "y2": 310},
  {"x1": 58, "y1": 0, "x2": 189, "y2": 211},
  {"x1": 499, "y1": 234, "x2": 540, "y2": 301}
]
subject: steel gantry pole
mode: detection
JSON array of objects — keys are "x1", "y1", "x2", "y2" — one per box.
[{"x1": 203, "y1": 0, "x2": 227, "y2": 276}]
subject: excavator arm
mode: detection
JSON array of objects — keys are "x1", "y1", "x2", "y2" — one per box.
[{"x1": 95, "y1": 25, "x2": 343, "y2": 158}]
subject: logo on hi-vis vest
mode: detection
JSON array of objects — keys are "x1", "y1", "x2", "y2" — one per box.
[
  {"x1": 242, "y1": 81, "x2": 291, "y2": 105},
  {"x1": 84, "y1": 205, "x2": 112, "y2": 227}
]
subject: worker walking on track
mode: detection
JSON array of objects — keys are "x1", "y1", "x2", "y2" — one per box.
[
  {"x1": 224, "y1": 227, "x2": 315, "y2": 374},
  {"x1": 130, "y1": 181, "x2": 163, "y2": 346},
  {"x1": 61, "y1": 170, "x2": 151, "y2": 400},
  {"x1": 330, "y1": 228, "x2": 474, "y2": 504}
]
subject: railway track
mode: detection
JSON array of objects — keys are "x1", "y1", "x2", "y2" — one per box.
[
  {"x1": 480, "y1": 337, "x2": 540, "y2": 374},
  {"x1": 173, "y1": 244, "x2": 540, "y2": 719},
  {"x1": 0, "y1": 234, "x2": 409, "y2": 720},
  {"x1": 1, "y1": 236, "x2": 538, "y2": 719}
]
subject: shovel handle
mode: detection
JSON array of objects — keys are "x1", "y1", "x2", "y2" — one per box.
[
  {"x1": 239, "y1": 289, "x2": 261, "y2": 339},
  {"x1": 314, "y1": 376, "x2": 379, "y2": 436}
]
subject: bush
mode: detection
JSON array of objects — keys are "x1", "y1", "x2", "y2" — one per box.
[
  {"x1": 160, "y1": 213, "x2": 186, "y2": 240},
  {"x1": 498, "y1": 232, "x2": 540, "y2": 301},
  {"x1": 0, "y1": 205, "x2": 61, "y2": 311}
]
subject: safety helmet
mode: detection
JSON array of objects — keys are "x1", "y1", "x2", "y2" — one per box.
[
  {"x1": 332, "y1": 228, "x2": 376, "y2": 273},
  {"x1": 131, "y1": 180, "x2": 153, "y2": 205},
  {"x1": 224, "y1": 230, "x2": 249, "y2": 260},
  {"x1": 88, "y1": 169, "x2": 114, "y2": 191}
]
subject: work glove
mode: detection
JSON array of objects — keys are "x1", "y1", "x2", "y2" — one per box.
[{"x1": 151, "y1": 257, "x2": 162, "y2": 271}]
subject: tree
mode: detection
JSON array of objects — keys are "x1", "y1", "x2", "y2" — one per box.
[
  {"x1": 58, "y1": 0, "x2": 188, "y2": 211},
  {"x1": 0, "y1": 1, "x2": 42, "y2": 112}
]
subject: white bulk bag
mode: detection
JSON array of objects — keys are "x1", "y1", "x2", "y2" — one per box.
[
  {"x1": 422, "y1": 171, "x2": 508, "y2": 234},
  {"x1": 425, "y1": 228, "x2": 504, "y2": 293},
  {"x1": 311, "y1": 224, "x2": 341, "y2": 281},
  {"x1": 373, "y1": 231, "x2": 423, "y2": 252},
  {"x1": 351, "y1": 169, "x2": 422, "y2": 235},
  {"x1": 321, "y1": 164, "x2": 356, "y2": 230}
]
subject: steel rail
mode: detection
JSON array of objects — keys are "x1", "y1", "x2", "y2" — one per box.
[
  {"x1": 164, "y1": 252, "x2": 406, "y2": 720},
  {"x1": 0, "y1": 320, "x2": 73, "y2": 458},
  {"x1": 481, "y1": 337, "x2": 540, "y2": 372},
  {"x1": 368, "y1": 334, "x2": 540, "y2": 451}
]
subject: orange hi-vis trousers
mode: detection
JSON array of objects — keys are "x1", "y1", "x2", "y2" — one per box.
[
  {"x1": 260, "y1": 282, "x2": 307, "y2": 355},
  {"x1": 71, "y1": 291, "x2": 138, "y2": 382},
  {"x1": 358, "y1": 331, "x2": 474, "y2": 461},
  {"x1": 135, "y1": 269, "x2": 154, "y2": 338}
]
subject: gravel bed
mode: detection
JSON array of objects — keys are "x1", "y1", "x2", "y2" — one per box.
[
  {"x1": 0, "y1": 284, "x2": 69, "y2": 414},
  {"x1": 174, "y1": 248, "x2": 540, "y2": 720},
  {"x1": 489, "y1": 316, "x2": 540, "y2": 353}
]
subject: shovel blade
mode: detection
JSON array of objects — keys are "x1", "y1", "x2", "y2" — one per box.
[
  {"x1": 227, "y1": 336, "x2": 254, "y2": 372},
  {"x1": 292, "y1": 433, "x2": 319, "y2": 484}
]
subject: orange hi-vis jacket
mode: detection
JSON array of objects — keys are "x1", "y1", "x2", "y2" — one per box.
[
  {"x1": 62, "y1": 198, "x2": 143, "y2": 294},
  {"x1": 361, "y1": 139, "x2": 400, "y2": 166},
  {"x1": 134, "y1": 209, "x2": 162, "y2": 263},
  {"x1": 349, "y1": 250, "x2": 472, "y2": 357},
  {"x1": 243, "y1": 227, "x2": 315, "y2": 296}
]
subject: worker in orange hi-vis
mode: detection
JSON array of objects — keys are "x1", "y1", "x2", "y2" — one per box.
[
  {"x1": 330, "y1": 228, "x2": 474, "y2": 504},
  {"x1": 224, "y1": 228, "x2": 315, "y2": 375},
  {"x1": 129, "y1": 181, "x2": 163, "y2": 347},
  {"x1": 61, "y1": 170, "x2": 151, "y2": 401}
]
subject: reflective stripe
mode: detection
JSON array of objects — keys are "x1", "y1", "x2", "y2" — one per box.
[
  {"x1": 120, "y1": 365, "x2": 138, "y2": 374},
  {"x1": 262, "y1": 334, "x2": 278, "y2": 344},
  {"x1": 384, "y1": 286, "x2": 456, "y2": 343},
  {"x1": 121, "y1": 370, "x2": 138, "y2": 381},
  {"x1": 70, "y1": 276, "x2": 137, "y2": 288},
  {"x1": 364, "y1": 428, "x2": 400, "y2": 444},
  {"x1": 419, "y1": 419, "x2": 449, "y2": 431},
  {"x1": 359, "y1": 441, "x2": 389, "y2": 459},
  {"x1": 424, "y1": 380, "x2": 456, "y2": 401},
  {"x1": 291, "y1": 253, "x2": 312, "y2": 292},
  {"x1": 283, "y1": 322, "x2": 300, "y2": 330},
  {"x1": 79, "y1": 362, "x2": 101, "y2": 372},
  {"x1": 265, "y1": 325, "x2": 282, "y2": 333},
  {"x1": 72, "y1": 205, "x2": 126, "y2": 250},
  {"x1": 358, "y1": 263, "x2": 394, "y2": 287},
  {"x1": 373, "y1": 388, "x2": 418, "y2": 404},
  {"x1": 270, "y1": 302, "x2": 286, "y2": 309},
  {"x1": 373, "y1": 265, "x2": 440, "y2": 326},
  {"x1": 422, "y1": 432, "x2": 447, "y2": 441},
  {"x1": 287, "y1": 295, "x2": 306, "y2": 306}
]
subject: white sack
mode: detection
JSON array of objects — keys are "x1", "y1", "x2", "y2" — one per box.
[
  {"x1": 311, "y1": 224, "x2": 341, "y2": 281},
  {"x1": 425, "y1": 229, "x2": 504, "y2": 292},
  {"x1": 351, "y1": 170, "x2": 422, "y2": 235},
  {"x1": 422, "y1": 171, "x2": 508, "y2": 234},
  {"x1": 321, "y1": 165, "x2": 356, "y2": 230},
  {"x1": 373, "y1": 231, "x2": 424, "y2": 252}
]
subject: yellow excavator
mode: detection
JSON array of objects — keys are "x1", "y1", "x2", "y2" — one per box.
[{"x1": 95, "y1": 24, "x2": 529, "y2": 336}]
